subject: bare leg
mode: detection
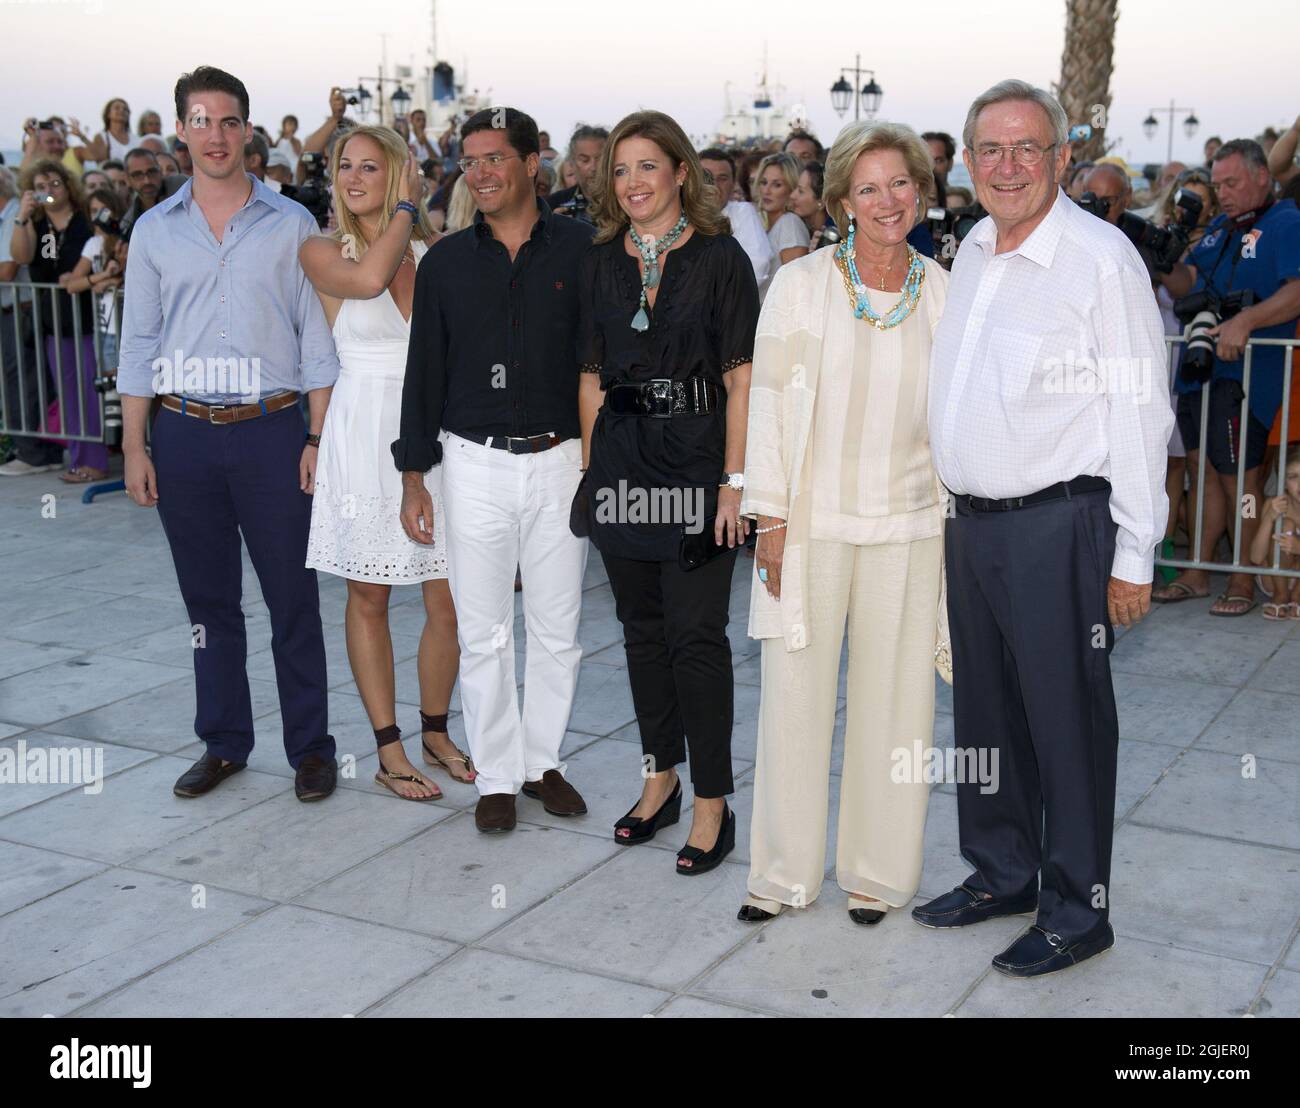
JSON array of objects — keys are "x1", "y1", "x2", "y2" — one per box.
[
  {"x1": 1213, "y1": 466, "x2": 1265, "y2": 613},
  {"x1": 1154, "y1": 448, "x2": 1219, "y2": 597},
  {"x1": 346, "y1": 578, "x2": 436, "y2": 798},
  {"x1": 1164, "y1": 456, "x2": 1187, "y2": 541},
  {"x1": 417, "y1": 578, "x2": 471, "y2": 779}
]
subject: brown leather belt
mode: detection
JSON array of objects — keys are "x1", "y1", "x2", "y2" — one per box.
[{"x1": 160, "y1": 391, "x2": 300, "y2": 424}]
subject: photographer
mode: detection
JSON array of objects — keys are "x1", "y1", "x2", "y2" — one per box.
[
  {"x1": 546, "y1": 124, "x2": 608, "y2": 224},
  {"x1": 298, "y1": 87, "x2": 355, "y2": 185},
  {"x1": 1155, "y1": 139, "x2": 1300, "y2": 615}
]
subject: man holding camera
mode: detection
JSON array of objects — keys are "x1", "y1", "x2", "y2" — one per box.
[
  {"x1": 1154, "y1": 139, "x2": 1300, "y2": 614},
  {"x1": 546, "y1": 124, "x2": 607, "y2": 224}
]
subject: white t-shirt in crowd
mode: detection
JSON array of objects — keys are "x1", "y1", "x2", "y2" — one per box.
[
  {"x1": 724, "y1": 199, "x2": 775, "y2": 299},
  {"x1": 273, "y1": 137, "x2": 300, "y2": 174},
  {"x1": 766, "y1": 210, "x2": 812, "y2": 258},
  {"x1": 80, "y1": 235, "x2": 119, "y2": 337},
  {"x1": 102, "y1": 130, "x2": 139, "y2": 163},
  {"x1": 410, "y1": 136, "x2": 438, "y2": 163}
]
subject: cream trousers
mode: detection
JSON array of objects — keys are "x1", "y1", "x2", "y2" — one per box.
[{"x1": 747, "y1": 535, "x2": 941, "y2": 908}]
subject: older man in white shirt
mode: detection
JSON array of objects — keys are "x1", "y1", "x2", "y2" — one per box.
[{"x1": 916, "y1": 80, "x2": 1172, "y2": 978}]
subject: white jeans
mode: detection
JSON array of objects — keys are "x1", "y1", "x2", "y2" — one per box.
[{"x1": 440, "y1": 432, "x2": 588, "y2": 796}]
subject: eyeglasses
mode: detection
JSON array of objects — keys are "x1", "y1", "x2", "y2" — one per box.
[
  {"x1": 457, "y1": 153, "x2": 522, "y2": 174},
  {"x1": 973, "y1": 142, "x2": 1057, "y2": 167}
]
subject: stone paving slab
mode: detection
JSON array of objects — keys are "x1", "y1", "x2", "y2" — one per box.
[{"x1": 0, "y1": 471, "x2": 1294, "y2": 1016}]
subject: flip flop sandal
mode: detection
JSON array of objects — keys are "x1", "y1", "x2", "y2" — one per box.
[
  {"x1": 421, "y1": 738, "x2": 477, "y2": 783},
  {"x1": 59, "y1": 468, "x2": 105, "y2": 484},
  {"x1": 1210, "y1": 592, "x2": 1258, "y2": 617},
  {"x1": 1288, "y1": 602, "x2": 1300, "y2": 620},
  {"x1": 1151, "y1": 580, "x2": 1209, "y2": 604},
  {"x1": 374, "y1": 768, "x2": 442, "y2": 801},
  {"x1": 1262, "y1": 601, "x2": 1288, "y2": 620}
]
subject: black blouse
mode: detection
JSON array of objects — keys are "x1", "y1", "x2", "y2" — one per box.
[
  {"x1": 578, "y1": 229, "x2": 759, "y2": 560},
  {"x1": 28, "y1": 211, "x2": 95, "y2": 339}
]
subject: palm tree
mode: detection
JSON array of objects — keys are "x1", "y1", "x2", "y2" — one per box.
[{"x1": 1057, "y1": 0, "x2": 1118, "y2": 165}]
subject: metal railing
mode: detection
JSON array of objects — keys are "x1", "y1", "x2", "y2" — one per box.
[
  {"x1": 1157, "y1": 334, "x2": 1298, "y2": 582},
  {"x1": 0, "y1": 279, "x2": 122, "y2": 444}
]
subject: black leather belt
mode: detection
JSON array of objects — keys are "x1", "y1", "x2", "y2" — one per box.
[
  {"x1": 961, "y1": 475, "x2": 1110, "y2": 512},
  {"x1": 606, "y1": 377, "x2": 720, "y2": 418},
  {"x1": 457, "y1": 429, "x2": 569, "y2": 455}
]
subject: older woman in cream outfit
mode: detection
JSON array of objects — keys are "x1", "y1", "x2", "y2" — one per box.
[{"x1": 738, "y1": 121, "x2": 951, "y2": 926}]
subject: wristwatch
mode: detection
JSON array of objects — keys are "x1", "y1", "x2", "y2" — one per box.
[{"x1": 720, "y1": 472, "x2": 744, "y2": 492}]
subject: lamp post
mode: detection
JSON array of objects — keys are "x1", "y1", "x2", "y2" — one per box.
[
  {"x1": 1142, "y1": 100, "x2": 1199, "y2": 164},
  {"x1": 830, "y1": 55, "x2": 882, "y2": 122},
  {"x1": 353, "y1": 75, "x2": 413, "y2": 126}
]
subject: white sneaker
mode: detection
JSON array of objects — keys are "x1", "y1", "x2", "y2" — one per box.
[{"x1": 0, "y1": 458, "x2": 61, "y2": 476}]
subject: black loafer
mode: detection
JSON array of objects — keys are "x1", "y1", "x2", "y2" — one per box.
[
  {"x1": 173, "y1": 751, "x2": 245, "y2": 798},
  {"x1": 911, "y1": 883, "x2": 1038, "y2": 929},
  {"x1": 294, "y1": 754, "x2": 337, "y2": 802},
  {"x1": 992, "y1": 921, "x2": 1115, "y2": 978}
]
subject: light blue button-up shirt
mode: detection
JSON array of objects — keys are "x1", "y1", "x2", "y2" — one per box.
[
  {"x1": 117, "y1": 173, "x2": 339, "y2": 401},
  {"x1": 0, "y1": 197, "x2": 34, "y2": 311}
]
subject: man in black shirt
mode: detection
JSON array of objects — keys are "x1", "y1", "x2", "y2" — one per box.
[{"x1": 395, "y1": 107, "x2": 594, "y2": 834}]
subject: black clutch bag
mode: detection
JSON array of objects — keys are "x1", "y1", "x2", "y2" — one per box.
[
  {"x1": 678, "y1": 516, "x2": 733, "y2": 572},
  {"x1": 569, "y1": 472, "x2": 591, "y2": 539}
]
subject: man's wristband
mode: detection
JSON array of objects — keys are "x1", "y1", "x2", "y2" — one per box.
[{"x1": 305, "y1": 432, "x2": 321, "y2": 447}]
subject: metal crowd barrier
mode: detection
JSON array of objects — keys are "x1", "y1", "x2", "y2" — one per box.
[
  {"x1": 1157, "y1": 334, "x2": 1298, "y2": 582},
  {"x1": 1, "y1": 280, "x2": 124, "y2": 501}
]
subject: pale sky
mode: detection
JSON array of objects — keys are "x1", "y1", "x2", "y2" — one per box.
[{"x1": 4, "y1": 0, "x2": 1297, "y2": 168}]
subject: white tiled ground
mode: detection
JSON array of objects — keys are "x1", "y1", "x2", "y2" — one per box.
[{"x1": 0, "y1": 468, "x2": 1296, "y2": 1017}]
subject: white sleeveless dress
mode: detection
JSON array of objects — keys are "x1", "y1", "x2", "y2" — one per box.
[{"x1": 306, "y1": 239, "x2": 448, "y2": 583}]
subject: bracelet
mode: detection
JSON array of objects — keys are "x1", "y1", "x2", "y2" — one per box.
[
  {"x1": 305, "y1": 432, "x2": 321, "y2": 447},
  {"x1": 755, "y1": 521, "x2": 787, "y2": 534},
  {"x1": 393, "y1": 200, "x2": 419, "y2": 221}
]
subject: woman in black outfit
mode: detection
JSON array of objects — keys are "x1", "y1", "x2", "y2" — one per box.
[{"x1": 577, "y1": 110, "x2": 759, "y2": 875}]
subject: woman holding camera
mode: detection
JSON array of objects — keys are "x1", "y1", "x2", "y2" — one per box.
[
  {"x1": 11, "y1": 159, "x2": 106, "y2": 484},
  {"x1": 61, "y1": 187, "x2": 128, "y2": 378},
  {"x1": 577, "y1": 110, "x2": 759, "y2": 875}
]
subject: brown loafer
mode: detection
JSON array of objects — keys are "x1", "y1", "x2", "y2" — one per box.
[
  {"x1": 475, "y1": 792, "x2": 517, "y2": 833},
  {"x1": 173, "y1": 751, "x2": 245, "y2": 798},
  {"x1": 294, "y1": 754, "x2": 338, "y2": 802},
  {"x1": 520, "y1": 769, "x2": 587, "y2": 816}
]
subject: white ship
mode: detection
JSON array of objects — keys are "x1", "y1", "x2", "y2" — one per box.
[{"x1": 714, "y1": 56, "x2": 806, "y2": 147}]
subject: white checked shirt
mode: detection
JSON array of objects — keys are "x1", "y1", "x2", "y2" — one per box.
[{"x1": 928, "y1": 188, "x2": 1173, "y2": 584}]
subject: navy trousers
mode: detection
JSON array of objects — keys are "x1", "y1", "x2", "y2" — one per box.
[
  {"x1": 946, "y1": 485, "x2": 1119, "y2": 940},
  {"x1": 152, "y1": 404, "x2": 332, "y2": 768}
]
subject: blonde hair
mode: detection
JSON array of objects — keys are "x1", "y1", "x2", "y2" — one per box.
[
  {"x1": 328, "y1": 125, "x2": 435, "y2": 252},
  {"x1": 444, "y1": 175, "x2": 476, "y2": 233},
  {"x1": 590, "y1": 110, "x2": 730, "y2": 245},
  {"x1": 754, "y1": 152, "x2": 800, "y2": 229},
  {"x1": 823, "y1": 120, "x2": 934, "y2": 240}
]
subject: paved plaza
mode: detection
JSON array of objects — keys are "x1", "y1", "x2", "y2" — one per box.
[{"x1": 0, "y1": 470, "x2": 1297, "y2": 1018}]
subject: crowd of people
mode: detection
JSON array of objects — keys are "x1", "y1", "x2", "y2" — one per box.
[{"x1": 1, "y1": 67, "x2": 1297, "y2": 983}]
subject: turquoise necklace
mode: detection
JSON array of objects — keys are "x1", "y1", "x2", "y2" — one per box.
[
  {"x1": 835, "y1": 229, "x2": 925, "y2": 331},
  {"x1": 628, "y1": 212, "x2": 689, "y2": 332}
]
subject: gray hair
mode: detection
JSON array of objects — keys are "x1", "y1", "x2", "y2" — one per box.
[
  {"x1": 962, "y1": 78, "x2": 1069, "y2": 152},
  {"x1": 1084, "y1": 162, "x2": 1131, "y2": 195},
  {"x1": 1213, "y1": 138, "x2": 1269, "y2": 173},
  {"x1": 0, "y1": 166, "x2": 15, "y2": 201}
]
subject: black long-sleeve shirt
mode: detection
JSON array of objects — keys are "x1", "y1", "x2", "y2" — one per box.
[{"x1": 392, "y1": 198, "x2": 595, "y2": 471}]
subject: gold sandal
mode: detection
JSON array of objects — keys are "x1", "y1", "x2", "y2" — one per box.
[
  {"x1": 419, "y1": 711, "x2": 477, "y2": 783},
  {"x1": 374, "y1": 767, "x2": 442, "y2": 802}
]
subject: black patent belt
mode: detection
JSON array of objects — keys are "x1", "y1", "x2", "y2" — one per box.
[
  {"x1": 960, "y1": 475, "x2": 1111, "y2": 512},
  {"x1": 606, "y1": 376, "x2": 720, "y2": 418},
  {"x1": 456, "y1": 429, "x2": 569, "y2": 454}
]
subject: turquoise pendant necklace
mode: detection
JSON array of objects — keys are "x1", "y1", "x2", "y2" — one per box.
[
  {"x1": 835, "y1": 228, "x2": 925, "y2": 331},
  {"x1": 628, "y1": 212, "x2": 689, "y2": 332}
]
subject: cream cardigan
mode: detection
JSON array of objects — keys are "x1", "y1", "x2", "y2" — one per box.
[{"x1": 741, "y1": 246, "x2": 952, "y2": 680}]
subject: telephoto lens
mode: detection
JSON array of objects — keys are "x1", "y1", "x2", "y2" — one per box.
[
  {"x1": 1181, "y1": 307, "x2": 1220, "y2": 384},
  {"x1": 94, "y1": 371, "x2": 123, "y2": 448}
]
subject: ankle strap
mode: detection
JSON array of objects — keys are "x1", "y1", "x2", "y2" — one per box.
[
  {"x1": 420, "y1": 711, "x2": 449, "y2": 732},
  {"x1": 374, "y1": 724, "x2": 402, "y2": 750}
]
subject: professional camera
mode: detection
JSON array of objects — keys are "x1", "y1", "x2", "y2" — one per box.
[
  {"x1": 553, "y1": 189, "x2": 589, "y2": 219},
  {"x1": 91, "y1": 206, "x2": 123, "y2": 238},
  {"x1": 93, "y1": 369, "x2": 123, "y2": 449},
  {"x1": 1173, "y1": 287, "x2": 1258, "y2": 384},
  {"x1": 282, "y1": 151, "x2": 332, "y2": 229},
  {"x1": 925, "y1": 202, "x2": 986, "y2": 256},
  {"x1": 1077, "y1": 188, "x2": 1204, "y2": 273}
]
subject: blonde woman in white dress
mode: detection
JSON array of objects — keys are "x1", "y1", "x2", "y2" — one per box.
[{"x1": 301, "y1": 124, "x2": 474, "y2": 801}]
